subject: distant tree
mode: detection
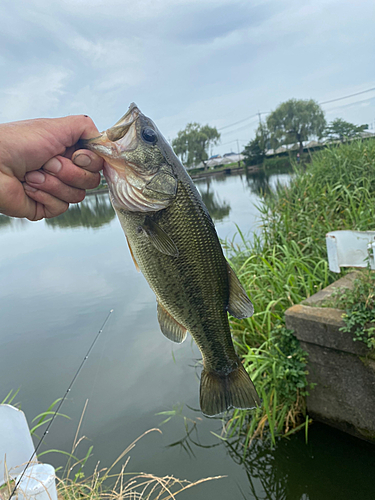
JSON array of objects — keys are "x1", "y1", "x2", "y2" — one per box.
[
  {"x1": 172, "y1": 123, "x2": 220, "y2": 168},
  {"x1": 325, "y1": 118, "x2": 368, "y2": 142},
  {"x1": 243, "y1": 123, "x2": 270, "y2": 166},
  {"x1": 266, "y1": 99, "x2": 326, "y2": 156}
]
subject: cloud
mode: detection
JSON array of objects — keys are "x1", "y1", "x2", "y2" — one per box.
[
  {"x1": 0, "y1": 69, "x2": 70, "y2": 122},
  {"x1": 0, "y1": 0, "x2": 374, "y2": 149}
]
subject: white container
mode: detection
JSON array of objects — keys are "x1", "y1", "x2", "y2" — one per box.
[
  {"x1": 0, "y1": 405, "x2": 36, "y2": 485},
  {"x1": 17, "y1": 464, "x2": 58, "y2": 500},
  {"x1": 326, "y1": 230, "x2": 375, "y2": 272}
]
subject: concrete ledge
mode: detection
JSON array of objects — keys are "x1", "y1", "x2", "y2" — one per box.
[
  {"x1": 285, "y1": 304, "x2": 368, "y2": 356},
  {"x1": 285, "y1": 272, "x2": 375, "y2": 443}
]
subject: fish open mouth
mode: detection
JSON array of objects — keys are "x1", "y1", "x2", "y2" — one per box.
[
  {"x1": 82, "y1": 103, "x2": 142, "y2": 188},
  {"x1": 84, "y1": 103, "x2": 140, "y2": 160},
  {"x1": 82, "y1": 104, "x2": 169, "y2": 213}
]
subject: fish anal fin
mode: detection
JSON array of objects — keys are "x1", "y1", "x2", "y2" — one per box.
[
  {"x1": 227, "y1": 262, "x2": 254, "y2": 319},
  {"x1": 140, "y1": 217, "x2": 179, "y2": 257},
  {"x1": 157, "y1": 302, "x2": 187, "y2": 344},
  {"x1": 200, "y1": 363, "x2": 260, "y2": 417},
  {"x1": 125, "y1": 235, "x2": 140, "y2": 272}
]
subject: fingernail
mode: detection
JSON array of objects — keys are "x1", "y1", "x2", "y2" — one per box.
[
  {"x1": 44, "y1": 157, "x2": 62, "y2": 174},
  {"x1": 24, "y1": 184, "x2": 37, "y2": 192},
  {"x1": 73, "y1": 154, "x2": 92, "y2": 167},
  {"x1": 26, "y1": 171, "x2": 45, "y2": 184}
]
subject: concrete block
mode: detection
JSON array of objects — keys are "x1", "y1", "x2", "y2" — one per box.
[{"x1": 285, "y1": 272, "x2": 375, "y2": 442}]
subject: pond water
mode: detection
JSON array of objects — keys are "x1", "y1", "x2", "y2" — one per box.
[{"x1": 1, "y1": 170, "x2": 375, "y2": 499}]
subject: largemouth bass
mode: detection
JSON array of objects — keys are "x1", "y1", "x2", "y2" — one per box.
[{"x1": 83, "y1": 103, "x2": 260, "y2": 416}]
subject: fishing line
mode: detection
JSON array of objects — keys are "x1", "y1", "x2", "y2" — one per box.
[{"x1": 9, "y1": 309, "x2": 114, "y2": 499}]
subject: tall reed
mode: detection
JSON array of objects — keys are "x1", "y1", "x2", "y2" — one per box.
[{"x1": 226, "y1": 139, "x2": 375, "y2": 444}]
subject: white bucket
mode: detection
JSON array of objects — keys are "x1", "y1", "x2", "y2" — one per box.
[
  {"x1": 17, "y1": 464, "x2": 58, "y2": 500},
  {"x1": 0, "y1": 405, "x2": 36, "y2": 485}
]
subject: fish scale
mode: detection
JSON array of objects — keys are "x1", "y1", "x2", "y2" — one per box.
[
  {"x1": 82, "y1": 103, "x2": 260, "y2": 416},
  {"x1": 117, "y1": 181, "x2": 233, "y2": 372}
]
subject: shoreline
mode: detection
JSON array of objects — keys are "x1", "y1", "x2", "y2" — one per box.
[
  {"x1": 87, "y1": 165, "x2": 263, "y2": 195},
  {"x1": 190, "y1": 164, "x2": 261, "y2": 179}
]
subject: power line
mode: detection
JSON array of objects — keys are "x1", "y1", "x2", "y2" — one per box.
[
  {"x1": 218, "y1": 111, "x2": 268, "y2": 131},
  {"x1": 220, "y1": 120, "x2": 259, "y2": 136},
  {"x1": 319, "y1": 87, "x2": 375, "y2": 105},
  {"x1": 220, "y1": 138, "x2": 250, "y2": 147},
  {"x1": 218, "y1": 114, "x2": 258, "y2": 131},
  {"x1": 323, "y1": 95, "x2": 375, "y2": 114},
  {"x1": 216, "y1": 86, "x2": 375, "y2": 133}
]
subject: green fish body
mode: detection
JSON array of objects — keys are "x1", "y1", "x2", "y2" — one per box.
[{"x1": 83, "y1": 104, "x2": 260, "y2": 416}]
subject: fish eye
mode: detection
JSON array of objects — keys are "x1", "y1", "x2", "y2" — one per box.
[{"x1": 141, "y1": 127, "x2": 157, "y2": 145}]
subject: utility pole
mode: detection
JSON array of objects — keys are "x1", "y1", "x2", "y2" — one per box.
[
  {"x1": 258, "y1": 111, "x2": 266, "y2": 160},
  {"x1": 236, "y1": 139, "x2": 241, "y2": 168}
]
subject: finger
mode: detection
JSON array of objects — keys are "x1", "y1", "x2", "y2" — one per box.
[
  {"x1": 71, "y1": 149, "x2": 104, "y2": 173},
  {"x1": 24, "y1": 170, "x2": 86, "y2": 204},
  {"x1": 43, "y1": 156, "x2": 101, "y2": 190},
  {"x1": 23, "y1": 185, "x2": 69, "y2": 220},
  {"x1": 51, "y1": 115, "x2": 101, "y2": 146}
]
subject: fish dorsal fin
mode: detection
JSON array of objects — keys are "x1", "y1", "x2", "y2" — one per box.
[
  {"x1": 227, "y1": 262, "x2": 254, "y2": 319},
  {"x1": 140, "y1": 217, "x2": 179, "y2": 257},
  {"x1": 125, "y1": 235, "x2": 140, "y2": 272},
  {"x1": 157, "y1": 302, "x2": 187, "y2": 343},
  {"x1": 143, "y1": 171, "x2": 177, "y2": 201}
]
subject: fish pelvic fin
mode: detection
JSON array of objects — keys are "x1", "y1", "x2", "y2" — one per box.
[
  {"x1": 200, "y1": 363, "x2": 260, "y2": 417},
  {"x1": 157, "y1": 302, "x2": 187, "y2": 344}
]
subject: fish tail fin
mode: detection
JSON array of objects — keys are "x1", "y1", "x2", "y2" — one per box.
[{"x1": 200, "y1": 363, "x2": 260, "y2": 417}]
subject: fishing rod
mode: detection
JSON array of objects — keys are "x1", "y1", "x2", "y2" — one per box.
[{"x1": 9, "y1": 309, "x2": 114, "y2": 499}]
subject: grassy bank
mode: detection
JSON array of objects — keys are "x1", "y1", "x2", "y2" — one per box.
[{"x1": 225, "y1": 139, "x2": 375, "y2": 444}]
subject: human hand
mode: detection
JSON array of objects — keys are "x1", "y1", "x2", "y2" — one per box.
[{"x1": 0, "y1": 115, "x2": 104, "y2": 220}]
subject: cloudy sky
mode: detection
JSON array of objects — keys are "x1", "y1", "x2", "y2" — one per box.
[{"x1": 1, "y1": 0, "x2": 374, "y2": 154}]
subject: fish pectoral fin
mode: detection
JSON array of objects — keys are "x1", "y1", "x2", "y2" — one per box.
[
  {"x1": 125, "y1": 235, "x2": 140, "y2": 272},
  {"x1": 157, "y1": 302, "x2": 187, "y2": 344},
  {"x1": 140, "y1": 217, "x2": 179, "y2": 257},
  {"x1": 226, "y1": 262, "x2": 254, "y2": 319},
  {"x1": 143, "y1": 171, "x2": 177, "y2": 201}
]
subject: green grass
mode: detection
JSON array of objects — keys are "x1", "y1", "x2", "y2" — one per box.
[
  {"x1": 0, "y1": 395, "x2": 221, "y2": 500},
  {"x1": 224, "y1": 139, "x2": 375, "y2": 445},
  {"x1": 321, "y1": 269, "x2": 375, "y2": 349}
]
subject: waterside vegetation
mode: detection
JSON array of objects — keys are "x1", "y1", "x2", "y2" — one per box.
[
  {"x1": 322, "y1": 270, "x2": 375, "y2": 349},
  {"x1": 0, "y1": 394, "x2": 220, "y2": 500},
  {"x1": 225, "y1": 139, "x2": 375, "y2": 444}
]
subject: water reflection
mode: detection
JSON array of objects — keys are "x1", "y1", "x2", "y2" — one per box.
[
  {"x1": 0, "y1": 214, "x2": 31, "y2": 232},
  {"x1": 165, "y1": 416, "x2": 375, "y2": 500},
  {"x1": 46, "y1": 192, "x2": 115, "y2": 229},
  {"x1": 195, "y1": 177, "x2": 231, "y2": 222},
  {"x1": 244, "y1": 166, "x2": 294, "y2": 197},
  {"x1": 1, "y1": 170, "x2": 373, "y2": 500},
  {"x1": 244, "y1": 169, "x2": 273, "y2": 196},
  {"x1": 0, "y1": 215, "x2": 12, "y2": 228}
]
